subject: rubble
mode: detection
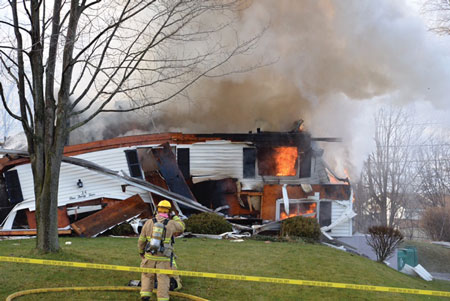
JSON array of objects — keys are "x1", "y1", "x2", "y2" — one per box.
[
  {"x1": 180, "y1": 231, "x2": 252, "y2": 240},
  {"x1": 71, "y1": 194, "x2": 149, "y2": 237},
  {"x1": 401, "y1": 264, "x2": 433, "y2": 281},
  {"x1": 0, "y1": 126, "x2": 355, "y2": 238}
]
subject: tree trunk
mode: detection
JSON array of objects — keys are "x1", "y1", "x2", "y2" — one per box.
[
  {"x1": 32, "y1": 141, "x2": 65, "y2": 252},
  {"x1": 31, "y1": 0, "x2": 72, "y2": 253},
  {"x1": 380, "y1": 197, "x2": 387, "y2": 226},
  {"x1": 2, "y1": 0, "x2": 260, "y2": 253}
]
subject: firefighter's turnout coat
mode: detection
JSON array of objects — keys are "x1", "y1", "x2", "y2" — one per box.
[{"x1": 138, "y1": 214, "x2": 185, "y2": 301}]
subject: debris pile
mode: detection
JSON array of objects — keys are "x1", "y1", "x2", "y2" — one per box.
[{"x1": 0, "y1": 125, "x2": 355, "y2": 238}]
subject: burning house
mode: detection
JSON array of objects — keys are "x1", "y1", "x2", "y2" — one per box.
[{"x1": 0, "y1": 125, "x2": 355, "y2": 238}]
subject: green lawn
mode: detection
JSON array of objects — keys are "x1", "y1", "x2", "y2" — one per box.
[{"x1": 0, "y1": 236, "x2": 449, "y2": 300}]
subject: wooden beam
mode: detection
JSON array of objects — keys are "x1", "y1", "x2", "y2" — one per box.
[{"x1": 70, "y1": 194, "x2": 149, "y2": 237}]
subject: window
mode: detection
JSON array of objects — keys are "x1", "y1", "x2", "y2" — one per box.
[
  {"x1": 125, "y1": 150, "x2": 143, "y2": 179},
  {"x1": 243, "y1": 148, "x2": 256, "y2": 178},
  {"x1": 5, "y1": 170, "x2": 24, "y2": 204},
  {"x1": 319, "y1": 201, "x2": 332, "y2": 227},
  {"x1": 177, "y1": 148, "x2": 190, "y2": 180},
  {"x1": 275, "y1": 199, "x2": 331, "y2": 227},
  {"x1": 299, "y1": 148, "x2": 312, "y2": 178},
  {"x1": 276, "y1": 199, "x2": 317, "y2": 221},
  {"x1": 257, "y1": 147, "x2": 298, "y2": 177}
]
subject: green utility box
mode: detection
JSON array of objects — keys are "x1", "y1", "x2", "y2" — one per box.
[{"x1": 397, "y1": 246, "x2": 418, "y2": 270}]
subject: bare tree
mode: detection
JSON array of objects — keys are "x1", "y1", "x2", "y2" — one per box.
[
  {"x1": 418, "y1": 0, "x2": 450, "y2": 241},
  {"x1": 0, "y1": 83, "x2": 18, "y2": 142},
  {"x1": 0, "y1": 0, "x2": 261, "y2": 252},
  {"x1": 422, "y1": 0, "x2": 450, "y2": 35},
  {"x1": 358, "y1": 107, "x2": 419, "y2": 228},
  {"x1": 415, "y1": 135, "x2": 450, "y2": 240},
  {"x1": 416, "y1": 137, "x2": 450, "y2": 208},
  {"x1": 421, "y1": 206, "x2": 450, "y2": 241},
  {"x1": 353, "y1": 180, "x2": 376, "y2": 233}
]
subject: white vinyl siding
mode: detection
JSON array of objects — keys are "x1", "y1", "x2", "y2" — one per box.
[
  {"x1": 330, "y1": 200, "x2": 353, "y2": 237},
  {"x1": 12, "y1": 146, "x2": 152, "y2": 208},
  {"x1": 14, "y1": 164, "x2": 34, "y2": 201},
  {"x1": 189, "y1": 141, "x2": 245, "y2": 181}
]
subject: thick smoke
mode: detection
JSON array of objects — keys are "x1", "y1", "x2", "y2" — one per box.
[{"x1": 71, "y1": 0, "x2": 450, "y2": 176}]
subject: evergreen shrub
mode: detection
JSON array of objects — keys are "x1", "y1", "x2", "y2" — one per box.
[
  {"x1": 281, "y1": 216, "x2": 321, "y2": 242},
  {"x1": 185, "y1": 212, "x2": 232, "y2": 234}
]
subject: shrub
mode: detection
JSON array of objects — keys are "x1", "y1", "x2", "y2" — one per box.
[
  {"x1": 281, "y1": 216, "x2": 321, "y2": 242},
  {"x1": 250, "y1": 235, "x2": 287, "y2": 243},
  {"x1": 366, "y1": 225, "x2": 404, "y2": 262},
  {"x1": 185, "y1": 212, "x2": 232, "y2": 234},
  {"x1": 421, "y1": 206, "x2": 450, "y2": 241},
  {"x1": 102, "y1": 222, "x2": 135, "y2": 236}
]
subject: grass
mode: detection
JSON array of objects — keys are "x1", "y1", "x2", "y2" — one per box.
[
  {"x1": 0, "y1": 236, "x2": 449, "y2": 300},
  {"x1": 401, "y1": 241, "x2": 450, "y2": 273}
]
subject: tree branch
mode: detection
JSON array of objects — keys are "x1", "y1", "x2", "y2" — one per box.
[
  {"x1": 9, "y1": 0, "x2": 33, "y2": 138},
  {"x1": 0, "y1": 82, "x2": 25, "y2": 123}
]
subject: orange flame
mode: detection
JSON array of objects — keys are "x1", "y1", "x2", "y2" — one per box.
[
  {"x1": 328, "y1": 168, "x2": 351, "y2": 185},
  {"x1": 328, "y1": 174, "x2": 340, "y2": 184},
  {"x1": 280, "y1": 202, "x2": 317, "y2": 220},
  {"x1": 274, "y1": 147, "x2": 298, "y2": 176},
  {"x1": 344, "y1": 169, "x2": 350, "y2": 180}
]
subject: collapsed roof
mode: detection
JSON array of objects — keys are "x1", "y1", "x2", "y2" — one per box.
[{"x1": 0, "y1": 128, "x2": 354, "y2": 237}]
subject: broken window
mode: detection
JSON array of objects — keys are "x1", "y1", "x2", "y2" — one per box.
[
  {"x1": 319, "y1": 201, "x2": 332, "y2": 227},
  {"x1": 299, "y1": 148, "x2": 312, "y2": 178},
  {"x1": 137, "y1": 148, "x2": 159, "y2": 174},
  {"x1": 243, "y1": 148, "x2": 256, "y2": 178},
  {"x1": 279, "y1": 201, "x2": 317, "y2": 220},
  {"x1": 177, "y1": 148, "x2": 190, "y2": 180},
  {"x1": 125, "y1": 150, "x2": 143, "y2": 179},
  {"x1": 12, "y1": 209, "x2": 28, "y2": 228},
  {"x1": 257, "y1": 147, "x2": 298, "y2": 176},
  {"x1": 5, "y1": 170, "x2": 23, "y2": 204},
  {"x1": 277, "y1": 199, "x2": 332, "y2": 226}
]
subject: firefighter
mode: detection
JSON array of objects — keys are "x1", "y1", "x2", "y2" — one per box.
[{"x1": 138, "y1": 200, "x2": 185, "y2": 301}]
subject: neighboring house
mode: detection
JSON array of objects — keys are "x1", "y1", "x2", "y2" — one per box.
[{"x1": 0, "y1": 128, "x2": 354, "y2": 237}]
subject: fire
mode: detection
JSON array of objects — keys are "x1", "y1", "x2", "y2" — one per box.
[
  {"x1": 274, "y1": 147, "x2": 298, "y2": 176},
  {"x1": 280, "y1": 202, "x2": 317, "y2": 220},
  {"x1": 344, "y1": 168, "x2": 351, "y2": 185},
  {"x1": 344, "y1": 168, "x2": 350, "y2": 179},
  {"x1": 327, "y1": 168, "x2": 351, "y2": 185},
  {"x1": 328, "y1": 174, "x2": 340, "y2": 184}
]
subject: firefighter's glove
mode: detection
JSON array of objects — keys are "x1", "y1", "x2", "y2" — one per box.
[
  {"x1": 163, "y1": 244, "x2": 173, "y2": 258},
  {"x1": 139, "y1": 252, "x2": 145, "y2": 259}
]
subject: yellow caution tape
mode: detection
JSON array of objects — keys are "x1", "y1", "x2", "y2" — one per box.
[{"x1": 0, "y1": 256, "x2": 449, "y2": 297}]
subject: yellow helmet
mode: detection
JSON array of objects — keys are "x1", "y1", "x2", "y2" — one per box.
[{"x1": 157, "y1": 200, "x2": 172, "y2": 210}]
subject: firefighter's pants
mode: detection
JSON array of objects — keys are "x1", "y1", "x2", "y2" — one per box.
[{"x1": 140, "y1": 258, "x2": 171, "y2": 301}]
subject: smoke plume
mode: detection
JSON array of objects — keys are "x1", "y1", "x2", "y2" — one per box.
[{"x1": 72, "y1": 0, "x2": 450, "y2": 176}]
